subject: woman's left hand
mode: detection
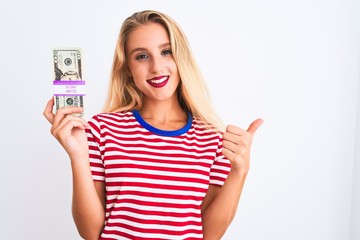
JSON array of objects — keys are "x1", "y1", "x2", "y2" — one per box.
[{"x1": 222, "y1": 119, "x2": 264, "y2": 175}]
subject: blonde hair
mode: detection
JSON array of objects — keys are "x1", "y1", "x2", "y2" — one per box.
[{"x1": 103, "y1": 10, "x2": 224, "y2": 130}]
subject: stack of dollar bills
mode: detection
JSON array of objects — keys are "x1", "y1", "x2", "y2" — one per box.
[{"x1": 53, "y1": 48, "x2": 85, "y2": 117}]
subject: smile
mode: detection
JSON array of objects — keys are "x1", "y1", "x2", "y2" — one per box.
[{"x1": 146, "y1": 76, "x2": 169, "y2": 88}]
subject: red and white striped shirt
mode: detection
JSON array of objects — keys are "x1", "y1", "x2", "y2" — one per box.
[{"x1": 86, "y1": 110, "x2": 231, "y2": 240}]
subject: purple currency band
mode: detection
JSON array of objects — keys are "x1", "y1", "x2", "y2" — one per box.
[
  {"x1": 54, "y1": 94, "x2": 86, "y2": 96},
  {"x1": 53, "y1": 81, "x2": 85, "y2": 85},
  {"x1": 53, "y1": 80, "x2": 86, "y2": 96}
]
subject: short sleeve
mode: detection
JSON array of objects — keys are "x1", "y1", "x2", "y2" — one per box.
[
  {"x1": 86, "y1": 115, "x2": 105, "y2": 181},
  {"x1": 209, "y1": 135, "x2": 231, "y2": 186}
]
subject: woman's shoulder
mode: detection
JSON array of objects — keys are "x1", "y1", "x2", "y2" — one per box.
[
  {"x1": 88, "y1": 111, "x2": 135, "y2": 124},
  {"x1": 191, "y1": 116, "x2": 223, "y2": 137}
]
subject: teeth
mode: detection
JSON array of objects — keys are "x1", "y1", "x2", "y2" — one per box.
[{"x1": 151, "y1": 77, "x2": 167, "y2": 84}]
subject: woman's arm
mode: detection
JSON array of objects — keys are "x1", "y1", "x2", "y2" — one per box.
[
  {"x1": 43, "y1": 98, "x2": 105, "y2": 239},
  {"x1": 71, "y1": 160, "x2": 106, "y2": 240},
  {"x1": 202, "y1": 171, "x2": 247, "y2": 240},
  {"x1": 202, "y1": 119, "x2": 263, "y2": 239}
]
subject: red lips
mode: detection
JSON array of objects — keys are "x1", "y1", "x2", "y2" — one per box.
[{"x1": 146, "y1": 76, "x2": 169, "y2": 88}]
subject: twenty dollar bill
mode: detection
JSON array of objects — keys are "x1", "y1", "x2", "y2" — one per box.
[{"x1": 52, "y1": 48, "x2": 85, "y2": 117}]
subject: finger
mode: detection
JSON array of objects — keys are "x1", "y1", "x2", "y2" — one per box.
[
  {"x1": 54, "y1": 114, "x2": 88, "y2": 132},
  {"x1": 223, "y1": 131, "x2": 244, "y2": 145},
  {"x1": 222, "y1": 148, "x2": 235, "y2": 162},
  {"x1": 222, "y1": 139, "x2": 240, "y2": 154},
  {"x1": 52, "y1": 116, "x2": 87, "y2": 137},
  {"x1": 54, "y1": 118, "x2": 87, "y2": 140},
  {"x1": 58, "y1": 118, "x2": 87, "y2": 133},
  {"x1": 247, "y1": 118, "x2": 264, "y2": 135},
  {"x1": 43, "y1": 97, "x2": 55, "y2": 124},
  {"x1": 225, "y1": 125, "x2": 247, "y2": 136},
  {"x1": 52, "y1": 106, "x2": 84, "y2": 128}
]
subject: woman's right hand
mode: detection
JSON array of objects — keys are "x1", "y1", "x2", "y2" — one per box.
[{"x1": 43, "y1": 98, "x2": 89, "y2": 161}]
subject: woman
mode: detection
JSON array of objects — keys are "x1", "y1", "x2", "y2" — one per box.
[{"x1": 44, "y1": 10, "x2": 263, "y2": 240}]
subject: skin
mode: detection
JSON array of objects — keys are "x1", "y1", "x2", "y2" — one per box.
[
  {"x1": 43, "y1": 22, "x2": 263, "y2": 240},
  {"x1": 201, "y1": 120, "x2": 263, "y2": 239},
  {"x1": 43, "y1": 100, "x2": 105, "y2": 240},
  {"x1": 126, "y1": 23, "x2": 187, "y2": 129}
]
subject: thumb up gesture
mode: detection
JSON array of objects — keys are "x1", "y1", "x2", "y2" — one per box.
[{"x1": 222, "y1": 118, "x2": 264, "y2": 175}]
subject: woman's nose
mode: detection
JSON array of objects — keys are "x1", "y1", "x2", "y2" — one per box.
[{"x1": 150, "y1": 56, "x2": 163, "y2": 74}]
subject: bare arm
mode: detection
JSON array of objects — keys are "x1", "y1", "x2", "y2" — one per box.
[
  {"x1": 202, "y1": 172, "x2": 247, "y2": 240},
  {"x1": 43, "y1": 98, "x2": 105, "y2": 239},
  {"x1": 71, "y1": 160, "x2": 106, "y2": 239},
  {"x1": 202, "y1": 119, "x2": 263, "y2": 239}
]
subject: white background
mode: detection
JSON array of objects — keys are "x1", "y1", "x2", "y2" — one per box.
[{"x1": 0, "y1": 0, "x2": 359, "y2": 239}]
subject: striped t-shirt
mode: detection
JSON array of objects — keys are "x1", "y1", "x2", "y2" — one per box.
[{"x1": 86, "y1": 110, "x2": 231, "y2": 240}]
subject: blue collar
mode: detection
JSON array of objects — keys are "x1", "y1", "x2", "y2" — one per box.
[{"x1": 132, "y1": 110, "x2": 192, "y2": 137}]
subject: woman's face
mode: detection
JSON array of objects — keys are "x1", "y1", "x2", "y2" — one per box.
[{"x1": 126, "y1": 22, "x2": 180, "y2": 104}]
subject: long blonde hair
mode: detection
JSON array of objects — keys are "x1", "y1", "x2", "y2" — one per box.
[{"x1": 103, "y1": 10, "x2": 224, "y2": 130}]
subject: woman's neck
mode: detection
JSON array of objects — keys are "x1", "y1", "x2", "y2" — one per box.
[{"x1": 138, "y1": 98, "x2": 188, "y2": 130}]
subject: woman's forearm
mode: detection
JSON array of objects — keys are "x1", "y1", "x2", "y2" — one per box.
[
  {"x1": 202, "y1": 170, "x2": 247, "y2": 240},
  {"x1": 71, "y1": 157, "x2": 105, "y2": 240}
]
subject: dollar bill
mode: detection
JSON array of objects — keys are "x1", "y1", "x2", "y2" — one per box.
[{"x1": 52, "y1": 48, "x2": 84, "y2": 117}]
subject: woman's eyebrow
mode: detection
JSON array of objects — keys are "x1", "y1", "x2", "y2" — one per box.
[
  {"x1": 129, "y1": 47, "x2": 147, "y2": 55},
  {"x1": 129, "y1": 42, "x2": 171, "y2": 55},
  {"x1": 158, "y1": 42, "x2": 171, "y2": 48}
]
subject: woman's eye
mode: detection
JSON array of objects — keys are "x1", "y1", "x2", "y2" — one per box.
[
  {"x1": 161, "y1": 49, "x2": 172, "y2": 56},
  {"x1": 136, "y1": 54, "x2": 148, "y2": 61}
]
